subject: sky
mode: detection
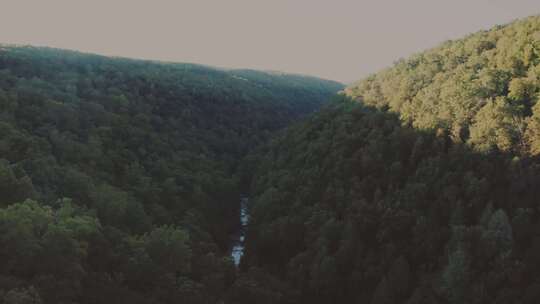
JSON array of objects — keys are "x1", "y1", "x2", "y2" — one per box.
[{"x1": 0, "y1": 1, "x2": 539, "y2": 83}]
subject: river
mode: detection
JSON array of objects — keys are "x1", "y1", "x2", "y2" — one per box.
[{"x1": 231, "y1": 196, "x2": 249, "y2": 266}]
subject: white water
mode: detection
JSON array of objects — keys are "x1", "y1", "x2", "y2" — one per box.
[{"x1": 231, "y1": 197, "x2": 249, "y2": 266}]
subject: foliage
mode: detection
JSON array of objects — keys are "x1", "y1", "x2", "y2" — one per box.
[
  {"x1": 0, "y1": 45, "x2": 341, "y2": 303},
  {"x1": 345, "y1": 16, "x2": 540, "y2": 154},
  {"x1": 245, "y1": 95, "x2": 540, "y2": 303},
  {"x1": 244, "y1": 17, "x2": 540, "y2": 300}
]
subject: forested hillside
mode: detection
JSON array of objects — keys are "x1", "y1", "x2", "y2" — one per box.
[
  {"x1": 345, "y1": 16, "x2": 540, "y2": 154},
  {"x1": 243, "y1": 16, "x2": 540, "y2": 303},
  {"x1": 0, "y1": 46, "x2": 342, "y2": 303}
]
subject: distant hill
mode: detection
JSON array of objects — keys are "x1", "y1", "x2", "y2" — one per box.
[{"x1": 0, "y1": 45, "x2": 342, "y2": 303}]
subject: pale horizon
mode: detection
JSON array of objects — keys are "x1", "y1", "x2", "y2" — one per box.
[{"x1": 1, "y1": 0, "x2": 540, "y2": 83}]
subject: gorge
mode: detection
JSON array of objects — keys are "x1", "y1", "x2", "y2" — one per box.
[
  {"x1": 2, "y1": 14, "x2": 540, "y2": 304},
  {"x1": 230, "y1": 197, "x2": 249, "y2": 266}
]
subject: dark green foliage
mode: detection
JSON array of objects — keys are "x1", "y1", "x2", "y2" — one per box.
[
  {"x1": 242, "y1": 16, "x2": 540, "y2": 304},
  {"x1": 0, "y1": 45, "x2": 341, "y2": 303},
  {"x1": 5, "y1": 13, "x2": 540, "y2": 304},
  {"x1": 245, "y1": 97, "x2": 540, "y2": 303}
]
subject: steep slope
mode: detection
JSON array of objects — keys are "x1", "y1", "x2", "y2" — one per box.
[
  {"x1": 243, "y1": 16, "x2": 540, "y2": 304},
  {"x1": 345, "y1": 16, "x2": 540, "y2": 154},
  {"x1": 0, "y1": 46, "x2": 342, "y2": 303}
]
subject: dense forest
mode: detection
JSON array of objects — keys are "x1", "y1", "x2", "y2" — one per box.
[
  {"x1": 3, "y1": 14, "x2": 540, "y2": 304},
  {"x1": 242, "y1": 16, "x2": 540, "y2": 303},
  {"x1": 0, "y1": 46, "x2": 342, "y2": 303}
]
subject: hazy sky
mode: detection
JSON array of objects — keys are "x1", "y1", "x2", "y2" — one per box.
[{"x1": 1, "y1": 0, "x2": 539, "y2": 83}]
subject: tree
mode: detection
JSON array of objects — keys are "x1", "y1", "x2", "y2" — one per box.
[
  {"x1": 143, "y1": 226, "x2": 192, "y2": 276},
  {"x1": 508, "y1": 77, "x2": 537, "y2": 104},
  {"x1": 525, "y1": 101, "x2": 540, "y2": 155},
  {"x1": 2, "y1": 287, "x2": 42, "y2": 304},
  {"x1": 442, "y1": 248, "x2": 469, "y2": 304},
  {"x1": 468, "y1": 98, "x2": 524, "y2": 152},
  {"x1": 0, "y1": 160, "x2": 35, "y2": 207},
  {"x1": 483, "y1": 209, "x2": 513, "y2": 258}
]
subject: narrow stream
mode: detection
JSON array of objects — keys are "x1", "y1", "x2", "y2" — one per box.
[{"x1": 231, "y1": 197, "x2": 249, "y2": 266}]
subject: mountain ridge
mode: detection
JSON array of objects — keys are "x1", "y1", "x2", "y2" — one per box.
[
  {"x1": 241, "y1": 14, "x2": 540, "y2": 304},
  {"x1": 0, "y1": 44, "x2": 341, "y2": 303}
]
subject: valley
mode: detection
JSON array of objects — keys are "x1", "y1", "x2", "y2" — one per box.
[
  {"x1": 1, "y1": 14, "x2": 540, "y2": 304},
  {"x1": 0, "y1": 45, "x2": 342, "y2": 303}
]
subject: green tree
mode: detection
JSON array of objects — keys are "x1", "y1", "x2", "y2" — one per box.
[
  {"x1": 468, "y1": 98, "x2": 524, "y2": 152},
  {"x1": 2, "y1": 287, "x2": 42, "y2": 304},
  {"x1": 442, "y1": 248, "x2": 469, "y2": 304},
  {"x1": 483, "y1": 209, "x2": 513, "y2": 258},
  {"x1": 143, "y1": 226, "x2": 192, "y2": 276}
]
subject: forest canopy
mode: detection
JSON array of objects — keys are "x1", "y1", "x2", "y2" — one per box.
[
  {"x1": 0, "y1": 45, "x2": 342, "y2": 303},
  {"x1": 3, "y1": 13, "x2": 540, "y2": 304},
  {"x1": 242, "y1": 15, "x2": 540, "y2": 304},
  {"x1": 345, "y1": 16, "x2": 540, "y2": 155}
]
